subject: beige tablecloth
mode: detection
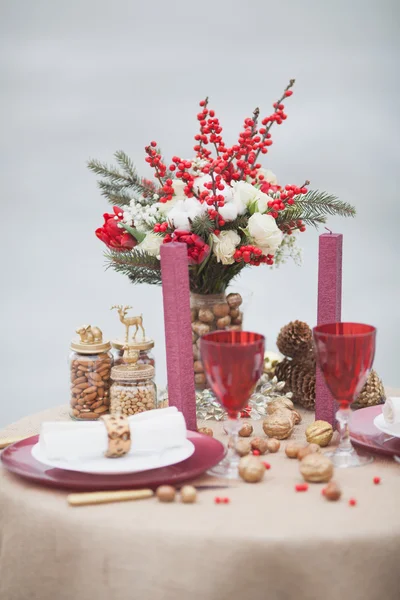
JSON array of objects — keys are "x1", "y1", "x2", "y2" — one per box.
[{"x1": 1, "y1": 401, "x2": 400, "y2": 600}]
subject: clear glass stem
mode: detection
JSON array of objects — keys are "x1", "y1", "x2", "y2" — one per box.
[
  {"x1": 324, "y1": 405, "x2": 373, "y2": 468},
  {"x1": 336, "y1": 407, "x2": 352, "y2": 453},
  {"x1": 225, "y1": 416, "x2": 241, "y2": 471}
]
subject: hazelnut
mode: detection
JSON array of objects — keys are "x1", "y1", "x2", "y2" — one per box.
[
  {"x1": 239, "y1": 422, "x2": 253, "y2": 437},
  {"x1": 250, "y1": 437, "x2": 269, "y2": 455},
  {"x1": 297, "y1": 443, "x2": 321, "y2": 461},
  {"x1": 267, "y1": 398, "x2": 294, "y2": 414},
  {"x1": 324, "y1": 481, "x2": 342, "y2": 501},
  {"x1": 232, "y1": 313, "x2": 243, "y2": 325},
  {"x1": 306, "y1": 420, "x2": 334, "y2": 447},
  {"x1": 193, "y1": 360, "x2": 204, "y2": 373},
  {"x1": 198, "y1": 427, "x2": 213, "y2": 437},
  {"x1": 194, "y1": 373, "x2": 206, "y2": 386},
  {"x1": 262, "y1": 414, "x2": 294, "y2": 440},
  {"x1": 212, "y1": 303, "x2": 230, "y2": 318},
  {"x1": 217, "y1": 315, "x2": 231, "y2": 329},
  {"x1": 300, "y1": 453, "x2": 334, "y2": 483},
  {"x1": 226, "y1": 293, "x2": 243, "y2": 309},
  {"x1": 198, "y1": 308, "x2": 215, "y2": 324},
  {"x1": 238, "y1": 456, "x2": 265, "y2": 483},
  {"x1": 285, "y1": 443, "x2": 301, "y2": 458},
  {"x1": 192, "y1": 321, "x2": 211, "y2": 337},
  {"x1": 229, "y1": 308, "x2": 240, "y2": 319},
  {"x1": 236, "y1": 439, "x2": 251, "y2": 456},
  {"x1": 156, "y1": 485, "x2": 176, "y2": 502},
  {"x1": 180, "y1": 485, "x2": 197, "y2": 504},
  {"x1": 266, "y1": 438, "x2": 280, "y2": 453}
]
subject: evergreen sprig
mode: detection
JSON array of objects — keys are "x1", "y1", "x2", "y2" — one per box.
[
  {"x1": 277, "y1": 190, "x2": 356, "y2": 229},
  {"x1": 88, "y1": 150, "x2": 156, "y2": 206},
  {"x1": 191, "y1": 213, "x2": 214, "y2": 237},
  {"x1": 105, "y1": 249, "x2": 162, "y2": 286}
]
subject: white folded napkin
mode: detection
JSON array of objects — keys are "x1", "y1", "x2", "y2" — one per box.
[
  {"x1": 382, "y1": 397, "x2": 400, "y2": 426},
  {"x1": 39, "y1": 407, "x2": 187, "y2": 461}
]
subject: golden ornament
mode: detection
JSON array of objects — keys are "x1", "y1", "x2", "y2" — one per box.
[
  {"x1": 323, "y1": 481, "x2": 342, "y2": 501},
  {"x1": 238, "y1": 456, "x2": 265, "y2": 483},
  {"x1": 297, "y1": 443, "x2": 321, "y2": 461},
  {"x1": 262, "y1": 414, "x2": 294, "y2": 440},
  {"x1": 110, "y1": 305, "x2": 146, "y2": 344},
  {"x1": 180, "y1": 485, "x2": 197, "y2": 504},
  {"x1": 156, "y1": 485, "x2": 176, "y2": 502},
  {"x1": 263, "y1": 351, "x2": 282, "y2": 378},
  {"x1": 236, "y1": 439, "x2": 251, "y2": 456},
  {"x1": 266, "y1": 438, "x2": 280, "y2": 453},
  {"x1": 300, "y1": 453, "x2": 334, "y2": 483},
  {"x1": 285, "y1": 443, "x2": 301, "y2": 458},
  {"x1": 352, "y1": 369, "x2": 386, "y2": 409},
  {"x1": 239, "y1": 422, "x2": 253, "y2": 437},
  {"x1": 198, "y1": 427, "x2": 214, "y2": 437},
  {"x1": 250, "y1": 437, "x2": 269, "y2": 455},
  {"x1": 306, "y1": 420, "x2": 334, "y2": 447}
]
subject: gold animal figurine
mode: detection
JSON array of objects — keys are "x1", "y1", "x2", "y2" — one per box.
[
  {"x1": 76, "y1": 325, "x2": 103, "y2": 344},
  {"x1": 111, "y1": 305, "x2": 146, "y2": 344},
  {"x1": 122, "y1": 345, "x2": 140, "y2": 366}
]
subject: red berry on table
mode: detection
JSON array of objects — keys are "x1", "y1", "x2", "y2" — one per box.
[
  {"x1": 215, "y1": 497, "x2": 221, "y2": 504},
  {"x1": 373, "y1": 476, "x2": 381, "y2": 485},
  {"x1": 321, "y1": 488, "x2": 326, "y2": 496},
  {"x1": 295, "y1": 484, "x2": 309, "y2": 492},
  {"x1": 262, "y1": 462, "x2": 271, "y2": 470},
  {"x1": 222, "y1": 497, "x2": 230, "y2": 504},
  {"x1": 349, "y1": 498, "x2": 357, "y2": 507},
  {"x1": 252, "y1": 449, "x2": 261, "y2": 456}
]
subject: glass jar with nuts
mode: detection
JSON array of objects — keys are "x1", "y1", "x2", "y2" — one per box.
[
  {"x1": 69, "y1": 326, "x2": 113, "y2": 421},
  {"x1": 110, "y1": 364, "x2": 157, "y2": 417},
  {"x1": 111, "y1": 338, "x2": 155, "y2": 370}
]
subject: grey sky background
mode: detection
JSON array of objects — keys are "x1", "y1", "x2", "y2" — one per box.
[{"x1": 1, "y1": 0, "x2": 399, "y2": 427}]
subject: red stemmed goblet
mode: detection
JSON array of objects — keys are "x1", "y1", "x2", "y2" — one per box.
[
  {"x1": 313, "y1": 322, "x2": 376, "y2": 468},
  {"x1": 200, "y1": 331, "x2": 265, "y2": 478}
]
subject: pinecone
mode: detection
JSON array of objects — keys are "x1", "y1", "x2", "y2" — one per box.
[
  {"x1": 277, "y1": 320, "x2": 313, "y2": 359},
  {"x1": 352, "y1": 370, "x2": 385, "y2": 409},
  {"x1": 274, "y1": 357, "x2": 293, "y2": 392},
  {"x1": 289, "y1": 360, "x2": 316, "y2": 410}
]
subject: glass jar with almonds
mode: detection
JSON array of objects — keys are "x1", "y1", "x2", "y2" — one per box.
[
  {"x1": 69, "y1": 326, "x2": 113, "y2": 421},
  {"x1": 110, "y1": 364, "x2": 156, "y2": 417}
]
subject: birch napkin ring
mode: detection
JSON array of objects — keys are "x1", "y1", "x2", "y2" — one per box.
[{"x1": 101, "y1": 414, "x2": 131, "y2": 458}]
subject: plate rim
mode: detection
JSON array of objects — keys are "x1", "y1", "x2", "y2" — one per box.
[
  {"x1": 349, "y1": 405, "x2": 400, "y2": 457},
  {"x1": 373, "y1": 413, "x2": 400, "y2": 439}
]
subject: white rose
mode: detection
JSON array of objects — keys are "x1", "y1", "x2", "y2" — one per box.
[
  {"x1": 168, "y1": 198, "x2": 207, "y2": 231},
  {"x1": 138, "y1": 233, "x2": 163, "y2": 258},
  {"x1": 231, "y1": 181, "x2": 270, "y2": 214},
  {"x1": 212, "y1": 230, "x2": 241, "y2": 265},
  {"x1": 256, "y1": 168, "x2": 278, "y2": 185},
  {"x1": 248, "y1": 213, "x2": 283, "y2": 256}
]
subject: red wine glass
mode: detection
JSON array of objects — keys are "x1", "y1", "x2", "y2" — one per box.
[
  {"x1": 313, "y1": 322, "x2": 376, "y2": 468},
  {"x1": 200, "y1": 330, "x2": 265, "y2": 478}
]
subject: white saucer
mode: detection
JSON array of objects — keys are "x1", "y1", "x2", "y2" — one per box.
[
  {"x1": 31, "y1": 440, "x2": 195, "y2": 475},
  {"x1": 373, "y1": 414, "x2": 400, "y2": 439}
]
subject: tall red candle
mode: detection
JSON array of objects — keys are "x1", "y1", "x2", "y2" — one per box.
[
  {"x1": 160, "y1": 242, "x2": 197, "y2": 431},
  {"x1": 315, "y1": 233, "x2": 343, "y2": 424}
]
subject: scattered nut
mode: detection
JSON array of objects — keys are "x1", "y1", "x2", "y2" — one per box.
[
  {"x1": 285, "y1": 443, "x2": 301, "y2": 458},
  {"x1": 266, "y1": 438, "x2": 280, "y2": 453},
  {"x1": 306, "y1": 420, "x2": 334, "y2": 447},
  {"x1": 156, "y1": 485, "x2": 176, "y2": 502},
  {"x1": 297, "y1": 443, "x2": 321, "y2": 461},
  {"x1": 180, "y1": 485, "x2": 197, "y2": 503},
  {"x1": 250, "y1": 437, "x2": 269, "y2": 455},
  {"x1": 291, "y1": 409, "x2": 302, "y2": 425},
  {"x1": 300, "y1": 453, "x2": 334, "y2": 483},
  {"x1": 263, "y1": 414, "x2": 294, "y2": 440},
  {"x1": 236, "y1": 439, "x2": 251, "y2": 456},
  {"x1": 324, "y1": 481, "x2": 342, "y2": 501},
  {"x1": 198, "y1": 427, "x2": 213, "y2": 437},
  {"x1": 239, "y1": 422, "x2": 253, "y2": 437},
  {"x1": 238, "y1": 456, "x2": 265, "y2": 483}
]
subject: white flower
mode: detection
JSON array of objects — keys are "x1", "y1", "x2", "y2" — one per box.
[
  {"x1": 137, "y1": 233, "x2": 163, "y2": 258},
  {"x1": 231, "y1": 180, "x2": 271, "y2": 214},
  {"x1": 212, "y1": 230, "x2": 241, "y2": 265},
  {"x1": 255, "y1": 168, "x2": 278, "y2": 185},
  {"x1": 218, "y1": 202, "x2": 238, "y2": 222},
  {"x1": 248, "y1": 213, "x2": 283, "y2": 256},
  {"x1": 168, "y1": 198, "x2": 207, "y2": 231}
]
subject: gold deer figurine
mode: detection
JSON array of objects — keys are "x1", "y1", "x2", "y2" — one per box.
[
  {"x1": 111, "y1": 305, "x2": 145, "y2": 344},
  {"x1": 76, "y1": 325, "x2": 103, "y2": 344}
]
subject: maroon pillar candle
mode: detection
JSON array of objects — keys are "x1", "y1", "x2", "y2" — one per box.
[
  {"x1": 160, "y1": 243, "x2": 197, "y2": 431},
  {"x1": 315, "y1": 233, "x2": 343, "y2": 424}
]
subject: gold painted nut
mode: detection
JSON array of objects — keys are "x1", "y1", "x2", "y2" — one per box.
[
  {"x1": 267, "y1": 398, "x2": 294, "y2": 415},
  {"x1": 235, "y1": 439, "x2": 251, "y2": 456},
  {"x1": 238, "y1": 456, "x2": 265, "y2": 483},
  {"x1": 300, "y1": 453, "x2": 334, "y2": 483},
  {"x1": 285, "y1": 443, "x2": 301, "y2": 458},
  {"x1": 262, "y1": 414, "x2": 294, "y2": 440},
  {"x1": 297, "y1": 443, "x2": 321, "y2": 461},
  {"x1": 306, "y1": 420, "x2": 334, "y2": 447}
]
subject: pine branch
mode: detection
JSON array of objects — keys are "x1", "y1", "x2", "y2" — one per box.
[
  {"x1": 191, "y1": 213, "x2": 214, "y2": 238},
  {"x1": 221, "y1": 215, "x2": 249, "y2": 232},
  {"x1": 276, "y1": 190, "x2": 356, "y2": 228},
  {"x1": 105, "y1": 249, "x2": 162, "y2": 286}
]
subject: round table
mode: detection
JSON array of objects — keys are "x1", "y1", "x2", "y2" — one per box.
[{"x1": 1, "y1": 402, "x2": 400, "y2": 600}]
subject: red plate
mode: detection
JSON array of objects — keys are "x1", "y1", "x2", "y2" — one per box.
[
  {"x1": 1, "y1": 432, "x2": 225, "y2": 491},
  {"x1": 349, "y1": 405, "x2": 400, "y2": 458}
]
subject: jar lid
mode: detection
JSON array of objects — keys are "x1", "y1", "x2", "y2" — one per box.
[
  {"x1": 71, "y1": 325, "x2": 111, "y2": 354},
  {"x1": 112, "y1": 338, "x2": 154, "y2": 351},
  {"x1": 111, "y1": 364, "x2": 155, "y2": 382}
]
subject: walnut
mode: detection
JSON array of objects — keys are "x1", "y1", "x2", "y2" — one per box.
[
  {"x1": 262, "y1": 413, "x2": 294, "y2": 440},
  {"x1": 239, "y1": 422, "x2": 253, "y2": 437},
  {"x1": 236, "y1": 439, "x2": 251, "y2": 456},
  {"x1": 324, "y1": 481, "x2": 342, "y2": 501},
  {"x1": 251, "y1": 437, "x2": 269, "y2": 455},
  {"x1": 198, "y1": 427, "x2": 213, "y2": 437},
  {"x1": 226, "y1": 293, "x2": 243, "y2": 309},
  {"x1": 180, "y1": 485, "x2": 197, "y2": 503},
  {"x1": 238, "y1": 456, "x2": 265, "y2": 483},
  {"x1": 156, "y1": 485, "x2": 176, "y2": 502},
  {"x1": 297, "y1": 443, "x2": 321, "y2": 461},
  {"x1": 300, "y1": 453, "x2": 334, "y2": 483},
  {"x1": 285, "y1": 443, "x2": 301, "y2": 458},
  {"x1": 291, "y1": 410, "x2": 302, "y2": 425},
  {"x1": 306, "y1": 420, "x2": 334, "y2": 447},
  {"x1": 266, "y1": 438, "x2": 280, "y2": 453},
  {"x1": 267, "y1": 398, "x2": 294, "y2": 415}
]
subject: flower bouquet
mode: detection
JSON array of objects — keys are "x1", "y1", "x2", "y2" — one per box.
[{"x1": 89, "y1": 80, "x2": 355, "y2": 386}]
